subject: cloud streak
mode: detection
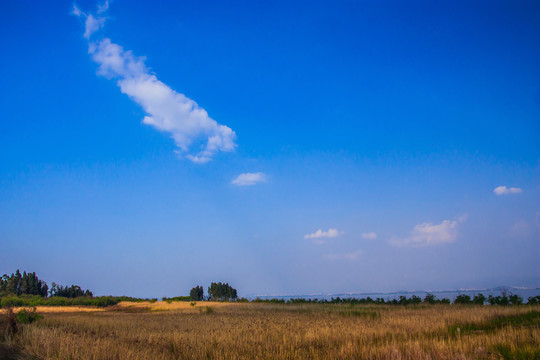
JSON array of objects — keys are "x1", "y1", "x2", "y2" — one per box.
[
  {"x1": 361, "y1": 232, "x2": 377, "y2": 239},
  {"x1": 73, "y1": 2, "x2": 236, "y2": 163},
  {"x1": 231, "y1": 172, "x2": 267, "y2": 186},
  {"x1": 324, "y1": 250, "x2": 363, "y2": 261},
  {"x1": 494, "y1": 186, "x2": 522, "y2": 195}
]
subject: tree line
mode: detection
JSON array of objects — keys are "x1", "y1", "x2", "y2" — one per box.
[
  {"x1": 164, "y1": 283, "x2": 238, "y2": 302},
  {"x1": 249, "y1": 293, "x2": 540, "y2": 305},
  {"x1": 168, "y1": 283, "x2": 238, "y2": 302},
  {"x1": 0, "y1": 270, "x2": 92, "y2": 298},
  {"x1": 3, "y1": 269, "x2": 539, "y2": 306}
]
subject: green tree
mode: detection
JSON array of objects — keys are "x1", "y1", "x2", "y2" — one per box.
[
  {"x1": 208, "y1": 282, "x2": 237, "y2": 301},
  {"x1": 423, "y1": 293, "x2": 436, "y2": 304},
  {"x1": 472, "y1": 293, "x2": 486, "y2": 305},
  {"x1": 0, "y1": 270, "x2": 48, "y2": 297},
  {"x1": 190, "y1": 286, "x2": 204, "y2": 301},
  {"x1": 509, "y1": 294, "x2": 523, "y2": 305},
  {"x1": 454, "y1": 294, "x2": 472, "y2": 305},
  {"x1": 49, "y1": 283, "x2": 92, "y2": 298}
]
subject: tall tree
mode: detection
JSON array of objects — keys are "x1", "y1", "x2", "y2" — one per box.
[
  {"x1": 0, "y1": 270, "x2": 48, "y2": 297},
  {"x1": 190, "y1": 286, "x2": 204, "y2": 301}
]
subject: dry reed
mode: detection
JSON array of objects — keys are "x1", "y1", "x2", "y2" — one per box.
[{"x1": 6, "y1": 302, "x2": 540, "y2": 359}]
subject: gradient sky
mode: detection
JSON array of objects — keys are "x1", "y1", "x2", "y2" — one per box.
[{"x1": 1, "y1": 0, "x2": 539, "y2": 298}]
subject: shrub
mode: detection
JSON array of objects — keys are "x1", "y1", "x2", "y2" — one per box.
[
  {"x1": 508, "y1": 294, "x2": 523, "y2": 305},
  {"x1": 454, "y1": 294, "x2": 472, "y2": 305},
  {"x1": 473, "y1": 294, "x2": 486, "y2": 305},
  {"x1": 15, "y1": 308, "x2": 42, "y2": 324},
  {"x1": 424, "y1": 293, "x2": 436, "y2": 304}
]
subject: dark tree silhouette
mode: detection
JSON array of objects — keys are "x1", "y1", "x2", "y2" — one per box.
[
  {"x1": 207, "y1": 282, "x2": 237, "y2": 301},
  {"x1": 0, "y1": 270, "x2": 48, "y2": 297},
  {"x1": 190, "y1": 286, "x2": 204, "y2": 301}
]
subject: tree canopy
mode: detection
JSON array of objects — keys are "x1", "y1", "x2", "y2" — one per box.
[
  {"x1": 190, "y1": 286, "x2": 204, "y2": 301},
  {"x1": 208, "y1": 282, "x2": 237, "y2": 301},
  {"x1": 49, "y1": 283, "x2": 93, "y2": 298},
  {"x1": 0, "y1": 270, "x2": 48, "y2": 297}
]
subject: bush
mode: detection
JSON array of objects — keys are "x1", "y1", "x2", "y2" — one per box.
[
  {"x1": 509, "y1": 294, "x2": 523, "y2": 305},
  {"x1": 15, "y1": 308, "x2": 42, "y2": 324},
  {"x1": 454, "y1": 294, "x2": 472, "y2": 305},
  {"x1": 424, "y1": 293, "x2": 436, "y2": 304},
  {"x1": 162, "y1": 296, "x2": 190, "y2": 302},
  {"x1": 473, "y1": 294, "x2": 486, "y2": 305}
]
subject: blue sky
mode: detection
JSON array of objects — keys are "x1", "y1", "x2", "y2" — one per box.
[{"x1": 0, "y1": 0, "x2": 538, "y2": 298}]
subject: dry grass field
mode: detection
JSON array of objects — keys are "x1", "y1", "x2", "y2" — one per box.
[{"x1": 2, "y1": 302, "x2": 539, "y2": 359}]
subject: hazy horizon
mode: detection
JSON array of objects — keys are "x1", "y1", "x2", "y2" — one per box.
[{"x1": 1, "y1": 0, "x2": 538, "y2": 299}]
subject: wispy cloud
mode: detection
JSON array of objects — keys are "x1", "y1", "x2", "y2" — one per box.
[
  {"x1": 510, "y1": 220, "x2": 531, "y2": 239},
  {"x1": 97, "y1": 0, "x2": 110, "y2": 14},
  {"x1": 494, "y1": 186, "x2": 522, "y2": 195},
  {"x1": 304, "y1": 228, "x2": 344, "y2": 243},
  {"x1": 84, "y1": 14, "x2": 105, "y2": 39},
  {"x1": 231, "y1": 172, "x2": 267, "y2": 186},
  {"x1": 391, "y1": 215, "x2": 466, "y2": 247},
  {"x1": 324, "y1": 250, "x2": 363, "y2": 261},
  {"x1": 73, "y1": 2, "x2": 236, "y2": 163},
  {"x1": 361, "y1": 232, "x2": 377, "y2": 239}
]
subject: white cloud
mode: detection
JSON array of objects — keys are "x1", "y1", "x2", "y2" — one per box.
[
  {"x1": 392, "y1": 216, "x2": 466, "y2": 247},
  {"x1": 84, "y1": 14, "x2": 105, "y2": 39},
  {"x1": 231, "y1": 172, "x2": 267, "y2": 186},
  {"x1": 97, "y1": 0, "x2": 110, "y2": 14},
  {"x1": 361, "y1": 232, "x2": 377, "y2": 239},
  {"x1": 494, "y1": 186, "x2": 522, "y2": 195},
  {"x1": 72, "y1": 5, "x2": 83, "y2": 17},
  {"x1": 304, "y1": 228, "x2": 344, "y2": 240},
  {"x1": 324, "y1": 250, "x2": 363, "y2": 261},
  {"x1": 74, "y1": 2, "x2": 236, "y2": 163}
]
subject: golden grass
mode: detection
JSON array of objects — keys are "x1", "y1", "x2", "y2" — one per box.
[
  {"x1": 6, "y1": 303, "x2": 540, "y2": 359},
  {"x1": 0, "y1": 306, "x2": 104, "y2": 314},
  {"x1": 119, "y1": 300, "x2": 240, "y2": 311},
  {"x1": 0, "y1": 300, "x2": 235, "y2": 314}
]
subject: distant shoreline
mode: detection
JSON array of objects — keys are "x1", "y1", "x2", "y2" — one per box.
[{"x1": 249, "y1": 287, "x2": 540, "y2": 301}]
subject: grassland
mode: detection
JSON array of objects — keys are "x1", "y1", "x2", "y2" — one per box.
[{"x1": 2, "y1": 302, "x2": 539, "y2": 359}]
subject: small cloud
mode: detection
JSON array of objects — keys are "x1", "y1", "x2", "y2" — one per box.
[
  {"x1": 324, "y1": 250, "x2": 363, "y2": 261},
  {"x1": 231, "y1": 172, "x2": 267, "y2": 186},
  {"x1": 361, "y1": 232, "x2": 377, "y2": 239},
  {"x1": 392, "y1": 215, "x2": 466, "y2": 247},
  {"x1": 304, "y1": 228, "x2": 344, "y2": 241},
  {"x1": 494, "y1": 186, "x2": 522, "y2": 195}
]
